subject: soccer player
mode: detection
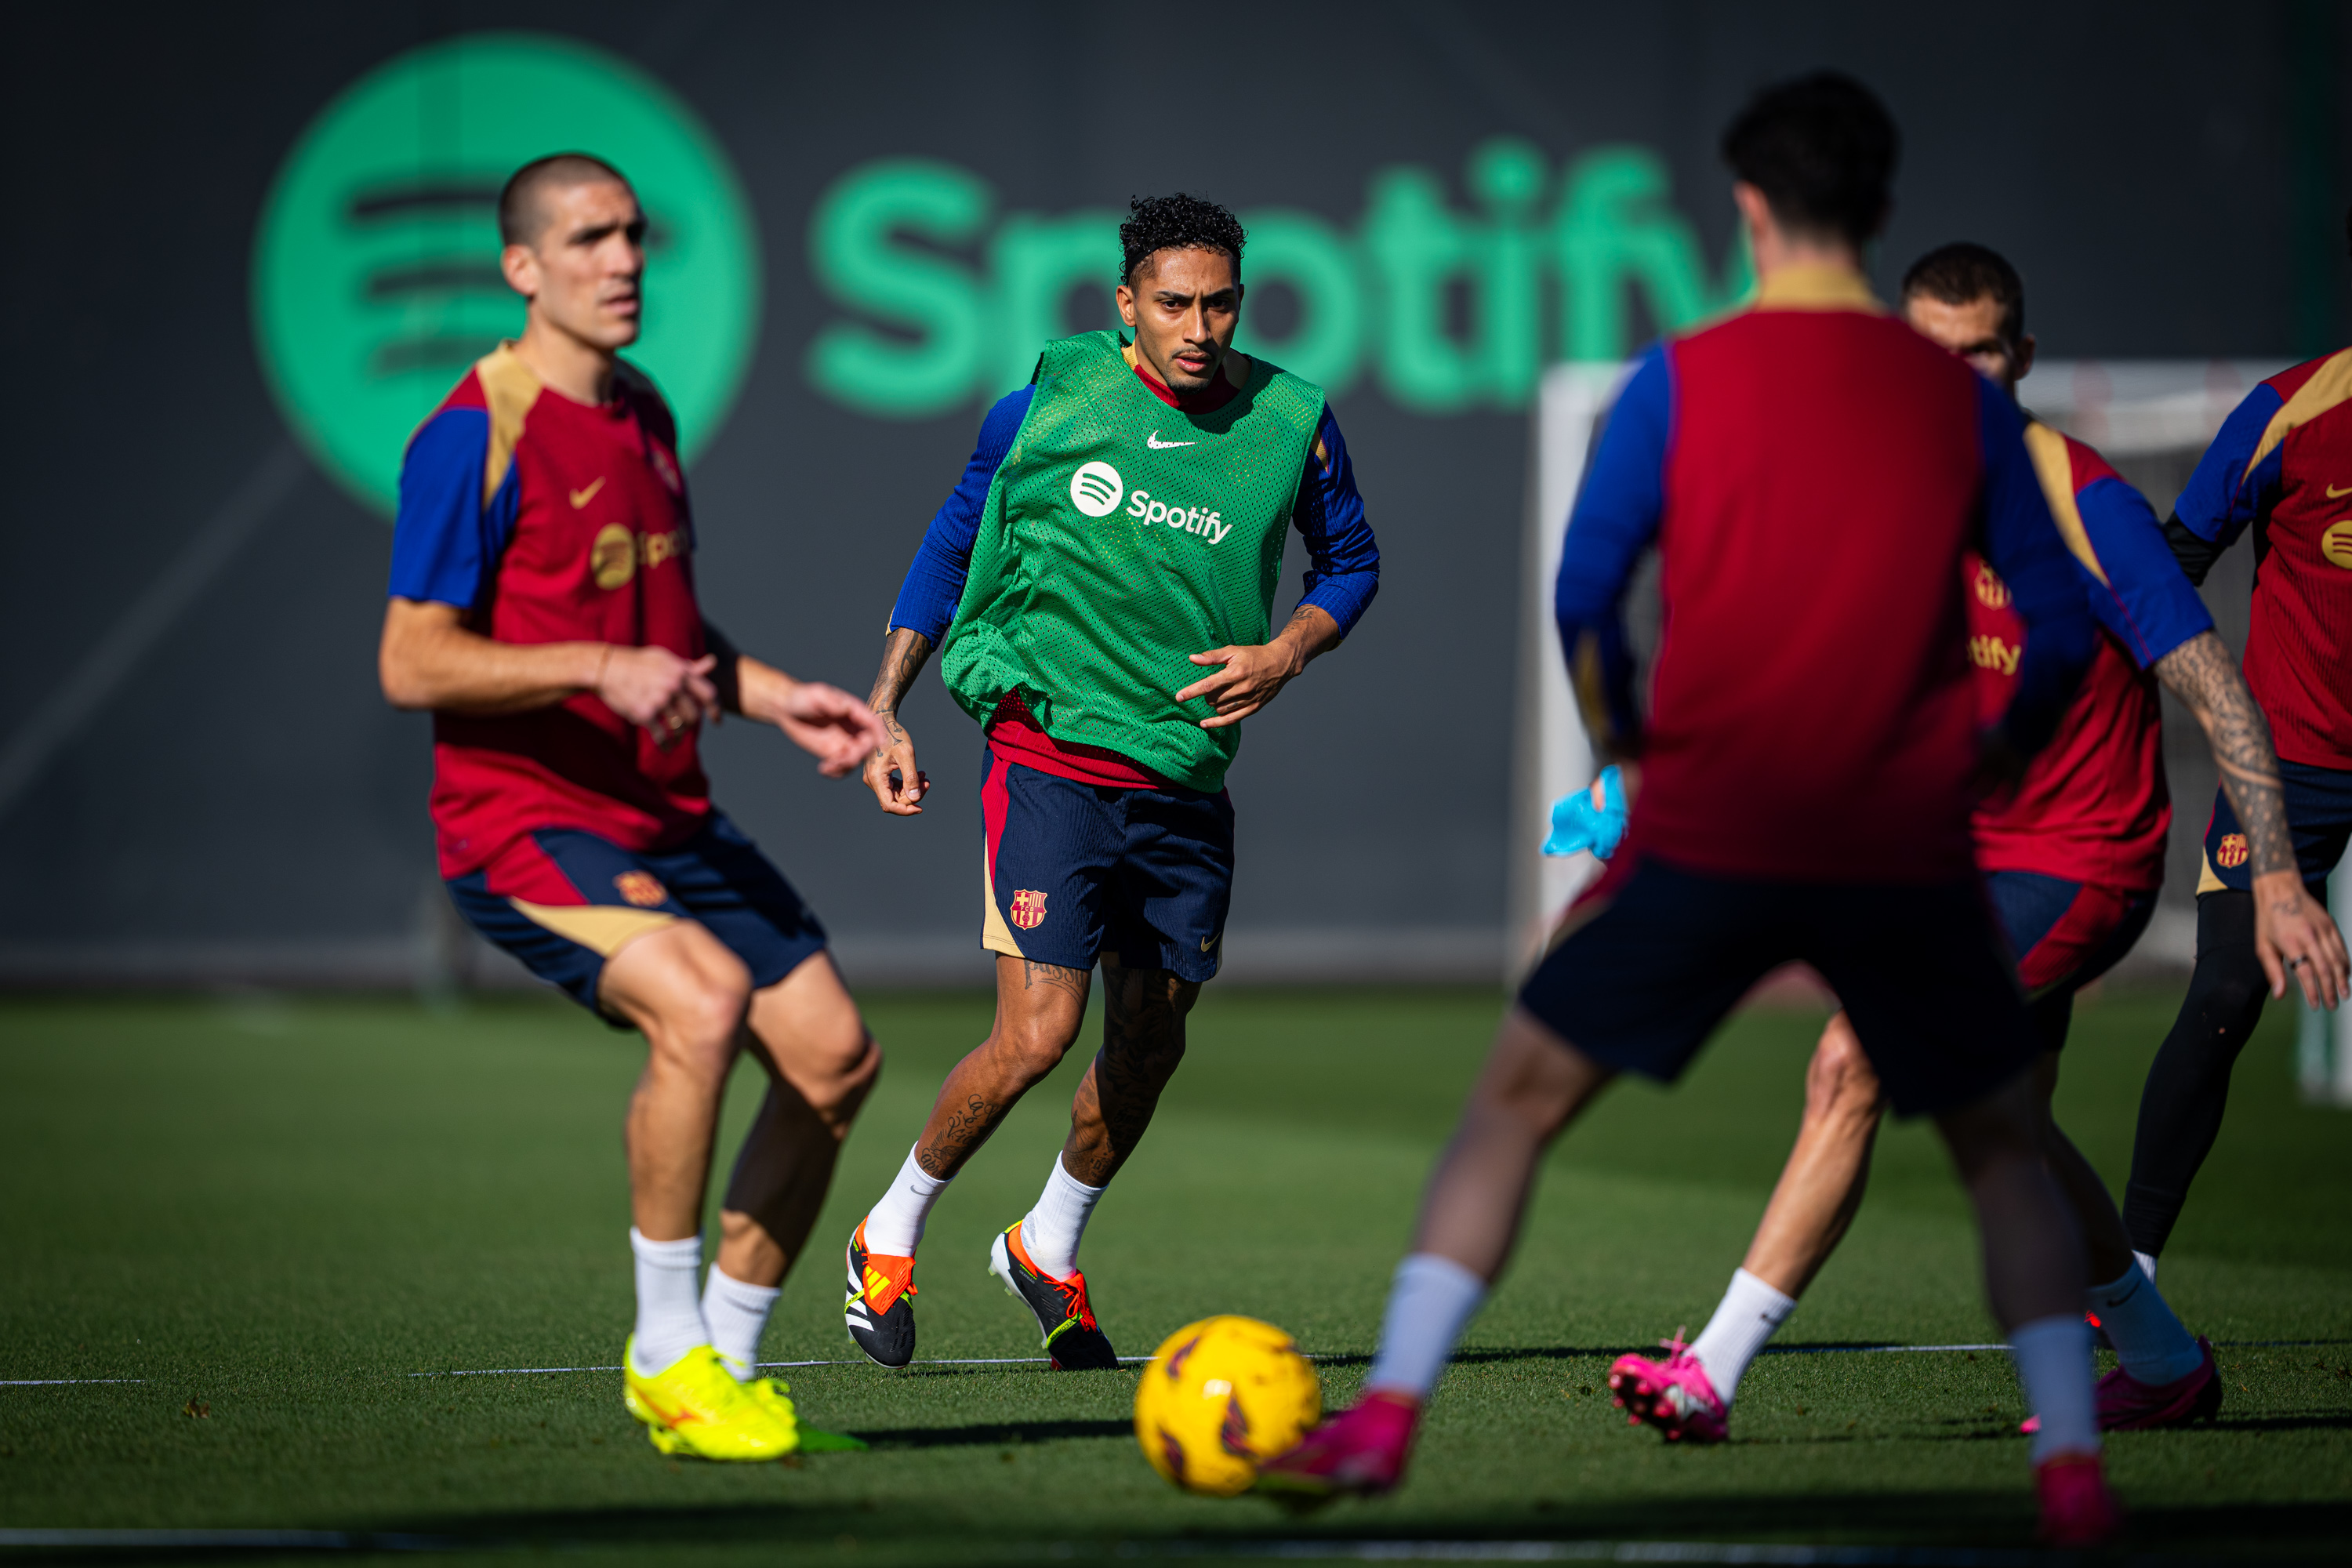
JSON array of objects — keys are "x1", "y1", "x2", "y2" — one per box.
[
  {"x1": 1261, "y1": 75, "x2": 2123, "y2": 1543},
  {"x1": 840, "y1": 193, "x2": 1379, "y2": 1370},
  {"x1": 378, "y1": 154, "x2": 891, "y2": 1459},
  {"x1": 1602, "y1": 243, "x2": 2347, "y2": 1449},
  {"x1": 2125, "y1": 209, "x2": 2352, "y2": 1269}
]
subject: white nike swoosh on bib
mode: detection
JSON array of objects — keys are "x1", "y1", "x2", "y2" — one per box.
[{"x1": 1147, "y1": 431, "x2": 1196, "y2": 448}]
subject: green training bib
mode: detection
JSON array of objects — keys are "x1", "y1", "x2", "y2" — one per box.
[{"x1": 938, "y1": 331, "x2": 1324, "y2": 792}]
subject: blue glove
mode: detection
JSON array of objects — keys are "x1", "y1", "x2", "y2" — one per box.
[{"x1": 1542, "y1": 764, "x2": 1627, "y2": 859}]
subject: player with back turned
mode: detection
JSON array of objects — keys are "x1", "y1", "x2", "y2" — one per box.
[
  {"x1": 840, "y1": 194, "x2": 1379, "y2": 1371},
  {"x1": 1602, "y1": 242, "x2": 2347, "y2": 1450},
  {"x1": 1262, "y1": 76, "x2": 2123, "y2": 1545},
  {"x1": 2123, "y1": 211, "x2": 2352, "y2": 1271},
  {"x1": 378, "y1": 154, "x2": 890, "y2": 1460}
]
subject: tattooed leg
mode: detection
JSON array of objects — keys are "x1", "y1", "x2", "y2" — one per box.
[
  {"x1": 1062, "y1": 959, "x2": 1201, "y2": 1188},
  {"x1": 908, "y1": 954, "x2": 1093, "y2": 1180}
]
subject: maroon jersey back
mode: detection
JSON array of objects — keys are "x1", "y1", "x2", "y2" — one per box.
[
  {"x1": 1639, "y1": 277, "x2": 1987, "y2": 881},
  {"x1": 392, "y1": 347, "x2": 710, "y2": 877}
]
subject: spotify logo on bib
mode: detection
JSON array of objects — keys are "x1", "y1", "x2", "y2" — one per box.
[
  {"x1": 252, "y1": 33, "x2": 761, "y2": 516},
  {"x1": 1069, "y1": 461, "x2": 1125, "y2": 517}
]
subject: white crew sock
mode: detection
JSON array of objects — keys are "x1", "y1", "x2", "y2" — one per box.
[
  {"x1": 1363, "y1": 1254, "x2": 1488, "y2": 1402},
  {"x1": 2133, "y1": 1250, "x2": 2158, "y2": 1285},
  {"x1": 2009, "y1": 1314, "x2": 2100, "y2": 1463},
  {"x1": 863, "y1": 1144, "x2": 951, "y2": 1258},
  {"x1": 628, "y1": 1229, "x2": 708, "y2": 1377},
  {"x1": 1019, "y1": 1154, "x2": 1106, "y2": 1281},
  {"x1": 1687, "y1": 1269, "x2": 1798, "y2": 1403},
  {"x1": 2088, "y1": 1264, "x2": 2203, "y2": 1386},
  {"x1": 702, "y1": 1265, "x2": 782, "y2": 1381}
]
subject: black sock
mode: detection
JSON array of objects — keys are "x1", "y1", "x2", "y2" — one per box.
[{"x1": 2122, "y1": 891, "x2": 2269, "y2": 1257}]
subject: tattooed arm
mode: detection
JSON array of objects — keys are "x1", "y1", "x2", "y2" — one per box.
[
  {"x1": 862, "y1": 626, "x2": 935, "y2": 815},
  {"x1": 2154, "y1": 630, "x2": 2349, "y2": 1007}
]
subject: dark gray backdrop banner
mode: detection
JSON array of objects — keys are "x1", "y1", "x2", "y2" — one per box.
[{"x1": 2, "y1": 2, "x2": 2345, "y2": 985}]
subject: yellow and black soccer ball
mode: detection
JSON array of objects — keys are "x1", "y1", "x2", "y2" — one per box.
[{"x1": 1132, "y1": 1315, "x2": 1322, "y2": 1497}]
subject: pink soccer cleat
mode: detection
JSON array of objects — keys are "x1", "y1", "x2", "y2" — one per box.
[
  {"x1": 1607, "y1": 1336, "x2": 1728, "y2": 1444},
  {"x1": 2096, "y1": 1335, "x2": 2223, "y2": 1431},
  {"x1": 2035, "y1": 1451, "x2": 2122, "y2": 1547},
  {"x1": 1254, "y1": 1390, "x2": 1421, "y2": 1501},
  {"x1": 2020, "y1": 1335, "x2": 2222, "y2": 1434}
]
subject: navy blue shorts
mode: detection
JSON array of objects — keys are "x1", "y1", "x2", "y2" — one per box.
[
  {"x1": 1986, "y1": 869, "x2": 2155, "y2": 1054},
  {"x1": 2199, "y1": 757, "x2": 2352, "y2": 898},
  {"x1": 445, "y1": 811, "x2": 827, "y2": 1019},
  {"x1": 979, "y1": 745, "x2": 1234, "y2": 982},
  {"x1": 1516, "y1": 856, "x2": 2034, "y2": 1117}
]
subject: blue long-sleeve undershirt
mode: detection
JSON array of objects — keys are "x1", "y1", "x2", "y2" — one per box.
[{"x1": 887, "y1": 384, "x2": 1381, "y2": 643}]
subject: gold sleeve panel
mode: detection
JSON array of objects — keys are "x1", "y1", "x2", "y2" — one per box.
[{"x1": 2245, "y1": 347, "x2": 2352, "y2": 488}]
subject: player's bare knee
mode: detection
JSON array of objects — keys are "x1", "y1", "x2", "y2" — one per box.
[
  {"x1": 1805, "y1": 1018, "x2": 1882, "y2": 1126},
  {"x1": 809, "y1": 1029, "x2": 882, "y2": 1123}
]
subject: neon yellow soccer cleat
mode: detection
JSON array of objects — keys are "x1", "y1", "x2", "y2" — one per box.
[
  {"x1": 742, "y1": 1374, "x2": 869, "y2": 1453},
  {"x1": 622, "y1": 1340, "x2": 800, "y2": 1460}
]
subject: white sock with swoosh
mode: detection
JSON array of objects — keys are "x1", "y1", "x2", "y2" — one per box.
[{"x1": 1019, "y1": 1154, "x2": 1105, "y2": 1281}]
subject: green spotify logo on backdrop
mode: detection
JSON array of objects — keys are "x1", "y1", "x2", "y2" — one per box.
[{"x1": 252, "y1": 33, "x2": 761, "y2": 515}]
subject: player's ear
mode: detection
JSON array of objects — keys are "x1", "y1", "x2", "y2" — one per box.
[
  {"x1": 2013, "y1": 332, "x2": 2037, "y2": 383},
  {"x1": 501, "y1": 242, "x2": 540, "y2": 299},
  {"x1": 1116, "y1": 281, "x2": 1138, "y2": 329}
]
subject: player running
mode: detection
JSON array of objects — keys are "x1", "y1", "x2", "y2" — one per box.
[
  {"x1": 2124, "y1": 211, "x2": 2352, "y2": 1271},
  {"x1": 379, "y1": 154, "x2": 890, "y2": 1459},
  {"x1": 1261, "y1": 76, "x2": 2122, "y2": 1544},
  {"x1": 841, "y1": 193, "x2": 1379, "y2": 1370},
  {"x1": 1602, "y1": 242, "x2": 2347, "y2": 1450}
]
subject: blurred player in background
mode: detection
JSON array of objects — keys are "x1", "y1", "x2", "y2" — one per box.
[
  {"x1": 841, "y1": 194, "x2": 1379, "y2": 1371},
  {"x1": 378, "y1": 154, "x2": 889, "y2": 1459},
  {"x1": 1265, "y1": 75, "x2": 2123, "y2": 1544},
  {"x1": 2125, "y1": 211, "x2": 2352, "y2": 1269},
  {"x1": 1604, "y1": 242, "x2": 2347, "y2": 1448}
]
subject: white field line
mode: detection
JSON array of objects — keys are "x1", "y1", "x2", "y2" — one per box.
[{"x1": 9, "y1": 1337, "x2": 2336, "y2": 1387}]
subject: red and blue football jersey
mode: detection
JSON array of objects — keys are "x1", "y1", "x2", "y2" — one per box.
[
  {"x1": 388, "y1": 345, "x2": 710, "y2": 877},
  {"x1": 1555, "y1": 267, "x2": 2096, "y2": 884},
  {"x1": 1968, "y1": 424, "x2": 2212, "y2": 891},
  {"x1": 2172, "y1": 349, "x2": 2352, "y2": 769}
]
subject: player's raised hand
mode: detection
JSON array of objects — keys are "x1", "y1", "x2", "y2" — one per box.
[
  {"x1": 597, "y1": 646, "x2": 719, "y2": 747},
  {"x1": 772, "y1": 681, "x2": 894, "y2": 779},
  {"x1": 2251, "y1": 869, "x2": 2350, "y2": 1010}
]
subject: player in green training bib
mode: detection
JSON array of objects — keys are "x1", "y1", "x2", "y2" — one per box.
[{"x1": 838, "y1": 194, "x2": 1381, "y2": 1370}]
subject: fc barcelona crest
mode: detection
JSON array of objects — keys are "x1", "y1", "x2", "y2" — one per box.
[
  {"x1": 615, "y1": 871, "x2": 670, "y2": 907},
  {"x1": 1011, "y1": 889, "x2": 1048, "y2": 930}
]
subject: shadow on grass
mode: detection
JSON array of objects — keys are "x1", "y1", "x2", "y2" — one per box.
[
  {"x1": 366, "y1": 1490, "x2": 2352, "y2": 1558},
  {"x1": 853, "y1": 1416, "x2": 1134, "y2": 1450}
]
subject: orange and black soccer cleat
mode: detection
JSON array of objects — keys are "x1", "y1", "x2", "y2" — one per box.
[
  {"x1": 989, "y1": 1222, "x2": 1120, "y2": 1370},
  {"x1": 843, "y1": 1218, "x2": 917, "y2": 1369}
]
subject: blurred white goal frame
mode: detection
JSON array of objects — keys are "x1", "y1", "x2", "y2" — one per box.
[{"x1": 1512, "y1": 357, "x2": 2352, "y2": 1106}]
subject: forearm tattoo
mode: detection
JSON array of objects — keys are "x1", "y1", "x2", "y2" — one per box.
[
  {"x1": 868, "y1": 627, "x2": 934, "y2": 738},
  {"x1": 2156, "y1": 630, "x2": 2294, "y2": 879}
]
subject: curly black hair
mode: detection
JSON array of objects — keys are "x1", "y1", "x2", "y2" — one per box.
[{"x1": 1119, "y1": 192, "x2": 1245, "y2": 285}]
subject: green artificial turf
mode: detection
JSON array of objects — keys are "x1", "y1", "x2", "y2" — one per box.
[{"x1": 2, "y1": 983, "x2": 2348, "y2": 1563}]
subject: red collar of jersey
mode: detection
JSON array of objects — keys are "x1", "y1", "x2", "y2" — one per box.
[{"x1": 1124, "y1": 342, "x2": 1248, "y2": 413}]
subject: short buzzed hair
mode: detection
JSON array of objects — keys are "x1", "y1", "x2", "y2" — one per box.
[
  {"x1": 498, "y1": 153, "x2": 630, "y2": 248},
  {"x1": 1721, "y1": 73, "x2": 1898, "y2": 249},
  {"x1": 1902, "y1": 241, "x2": 2027, "y2": 347}
]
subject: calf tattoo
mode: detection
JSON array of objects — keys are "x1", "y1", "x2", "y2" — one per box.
[
  {"x1": 917, "y1": 1092, "x2": 996, "y2": 1178},
  {"x1": 1065, "y1": 962, "x2": 1200, "y2": 1186}
]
